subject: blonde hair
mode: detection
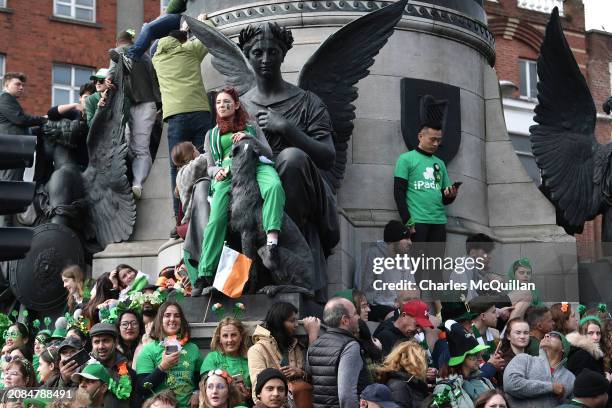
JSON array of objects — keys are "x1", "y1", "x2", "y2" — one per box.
[
  {"x1": 210, "y1": 317, "x2": 248, "y2": 357},
  {"x1": 376, "y1": 340, "x2": 428, "y2": 382},
  {"x1": 61, "y1": 265, "x2": 85, "y2": 312}
]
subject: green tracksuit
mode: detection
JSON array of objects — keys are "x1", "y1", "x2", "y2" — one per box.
[{"x1": 197, "y1": 125, "x2": 285, "y2": 278}]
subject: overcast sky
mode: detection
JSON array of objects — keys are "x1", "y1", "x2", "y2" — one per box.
[{"x1": 583, "y1": 0, "x2": 612, "y2": 32}]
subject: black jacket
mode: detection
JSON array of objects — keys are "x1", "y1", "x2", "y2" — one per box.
[
  {"x1": 375, "y1": 322, "x2": 411, "y2": 356},
  {"x1": 565, "y1": 332, "x2": 605, "y2": 376},
  {"x1": 385, "y1": 370, "x2": 429, "y2": 408},
  {"x1": 0, "y1": 91, "x2": 46, "y2": 135}
]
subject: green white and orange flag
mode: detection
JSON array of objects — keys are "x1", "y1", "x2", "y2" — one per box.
[{"x1": 213, "y1": 246, "x2": 251, "y2": 298}]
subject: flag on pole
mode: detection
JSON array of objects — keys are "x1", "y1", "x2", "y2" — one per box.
[{"x1": 213, "y1": 246, "x2": 252, "y2": 298}]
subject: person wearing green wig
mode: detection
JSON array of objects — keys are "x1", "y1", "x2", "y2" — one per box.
[{"x1": 507, "y1": 258, "x2": 541, "y2": 306}]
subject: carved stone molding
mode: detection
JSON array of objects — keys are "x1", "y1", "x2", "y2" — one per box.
[{"x1": 210, "y1": 1, "x2": 496, "y2": 66}]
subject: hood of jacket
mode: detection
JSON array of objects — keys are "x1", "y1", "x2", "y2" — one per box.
[
  {"x1": 155, "y1": 36, "x2": 183, "y2": 56},
  {"x1": 566, "y1": 332, "x2": 604, "y2": 360},
  {"x1": 252, "y1": 325, "x2": 297, "y2": 351}
]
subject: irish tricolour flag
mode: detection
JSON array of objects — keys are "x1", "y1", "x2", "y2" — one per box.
[{"x1": 213, "y1": 246, "x2": 252, "y2": 298}]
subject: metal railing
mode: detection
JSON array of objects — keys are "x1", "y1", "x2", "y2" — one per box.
[{"x1": 517, "y1": 0, "x2": 564, "y2": 16}]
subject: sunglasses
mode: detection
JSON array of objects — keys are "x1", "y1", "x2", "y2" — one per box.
[
  {"x1": 95, "y1": 79, "x2": 105, "y2": 84},
  {"x1": 207, "y1": 369, "x2": 233, "y2": 384}
]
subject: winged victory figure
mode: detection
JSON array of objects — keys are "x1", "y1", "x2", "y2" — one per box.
[
  {"x1": 531, "y1": 7, "x2": 612, "y2": 241},
  {"x1": 184, "y1": 0, "x2": 408, "y2": 297}
]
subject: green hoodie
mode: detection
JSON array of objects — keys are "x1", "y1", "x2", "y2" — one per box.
[
  {"x1": 166, "y1": 0, "x2": 187, "y2": 14},
  {"x1": 152, "y1": 35, "x2": 211, "y2": 120}
]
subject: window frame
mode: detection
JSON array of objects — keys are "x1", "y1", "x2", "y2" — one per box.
[
  {"x1": 160, "y1": 0, "x2": 170, "y2": 14},
  {"x1": 51, "y1": 63, "x2": 94, "y2": 107},
  {"x1": 53, "y1": 0, "x2": 96, "y2": 23},
  {"x1": 0, "y1": 54, "x2": 5, "y2": 83},
  {"x1": 518, "y1": 59, "x2": 538, "y2": 102},
  {"x1": 0, "y1": 0, "x2": 6, "y2": 9}
]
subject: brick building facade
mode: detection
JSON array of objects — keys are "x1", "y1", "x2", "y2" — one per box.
[{"x1": 0, "y1": 0, "x2": 169, "y2": 116}]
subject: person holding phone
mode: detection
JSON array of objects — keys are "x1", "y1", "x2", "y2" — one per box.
[
  {"x1": 200, "y1": 317, "x2": 252, "y2": 403},
  {"x1": 136, "y1": 301, "x2": 203, "y2": 408},
  {"x1": 57, "y1": 336, "x2": 87, "y2": 387},
  {"x1": 393, "y1": 96, "x2": 458, "y2": 288}
]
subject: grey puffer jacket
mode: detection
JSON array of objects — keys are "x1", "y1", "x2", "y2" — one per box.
[{"x1": 503, "y1": 348, "x2": 575, "y2": 408}]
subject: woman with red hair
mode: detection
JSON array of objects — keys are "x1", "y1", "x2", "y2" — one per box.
[{"x1": 192, "y1": 87, "x2": 285, "y2": 295}]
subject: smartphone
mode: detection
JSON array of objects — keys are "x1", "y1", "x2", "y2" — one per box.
[
  {"x1": 280, "y1": 358, "x2": 289, "y2": 367},
  {"x1": 165, "y1": 345, "x2": 179, "y2": 354},
  {"x1": 452, "y1": 182, "x2": 463, "y2": 188},
  {"x1": 66, "y1": 349, "x2": 90, "y2": 368},
  {"x1": 232, "y1": 374, "x2": 244, "y2": 383}
]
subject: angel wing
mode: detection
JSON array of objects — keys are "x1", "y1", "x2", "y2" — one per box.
[
  {"x1": 298, "y1": 0, "x2": 408, "y2": 191},
  {"x1": 530, "y1": 7, "x2": 604, "y2": 234},
  {"x1": 82, "y1": 61, "x2": 136, "y2": 247},
  {"x1": 185, "y1": 16, "x2": 256, "y2": 96}
]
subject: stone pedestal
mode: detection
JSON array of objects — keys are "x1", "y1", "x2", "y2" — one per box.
[
  {"x1": 93, "y1": 0, "x2": 578, "y2": 304},
  {"x1": 178, "y1": 292, "x2": 323, "y2": 323}
]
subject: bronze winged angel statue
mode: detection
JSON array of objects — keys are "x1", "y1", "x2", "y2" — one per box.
[
  {"x1": 531, "y1": 7, "x2": 612, "y2": 241},
  {"x1": 35, "y1": 60, "x2": 135, "y2": 250},
  {"x1": 184, "y1": 0, "x2": 408, "y2": 297}
]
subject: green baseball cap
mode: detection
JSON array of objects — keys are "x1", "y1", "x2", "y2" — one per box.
[
  {"x1": 71, "y1": 361, "x2": 111, "y2": 384},
  {"x1": 90, "y1": 68, "x2": 109, "y2": 80}
]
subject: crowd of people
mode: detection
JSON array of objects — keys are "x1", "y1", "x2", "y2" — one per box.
[
  {"x1": 0, "y1": 260, "x2": 610, "y2": 408},
  {"x1": 1, "y1": 1, "x2": 612, "y2": 408}
]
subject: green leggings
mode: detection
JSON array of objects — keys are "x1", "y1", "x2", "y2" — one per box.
[{"x1": 197, "y1": 163, "x2": 285, "y2": 278}]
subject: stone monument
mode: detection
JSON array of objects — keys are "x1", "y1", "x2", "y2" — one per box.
[{"x1": 94, "y1": 0, "x2": 579, "y2": 308}]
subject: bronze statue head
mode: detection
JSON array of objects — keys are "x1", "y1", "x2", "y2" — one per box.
[{"x1": 238, "y1": 22, "x2": 294, "y2": 58}]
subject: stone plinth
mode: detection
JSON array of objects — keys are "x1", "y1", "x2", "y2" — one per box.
[{"x1": 178, "y1": 293, "x2": 323, "y2": 323}]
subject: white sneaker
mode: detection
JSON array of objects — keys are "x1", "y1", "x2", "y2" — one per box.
[{"x1": 132, "y1": 185, "x2": 142, "y2": 200}]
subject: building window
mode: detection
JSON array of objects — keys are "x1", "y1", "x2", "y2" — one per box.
[
  {"x1": 0, "y1": 1, "x2": 6, "y2": 8},
  {"x1": 52, "y1": 64, "x2": 93, "y2": 106},
  {"x1": 519, "y1": 59, "x2": 538, "y2": 101},
  {"x1": 161, "y1": 0, "x2": 170, "y2": 13},
  {"x1": 54, "y1": 0, "x2": 95, "y2": 23}
]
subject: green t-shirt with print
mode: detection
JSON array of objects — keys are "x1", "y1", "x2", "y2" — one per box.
[
  {"x1": 394, "y1": 150, "x2": 451, "y2": 224},
  {"x1": 200, "y1": 350, "x2": 252, "y2": 388},
  {"x1": 136, "y1": 341, "x2": 202, "y2": 408}
]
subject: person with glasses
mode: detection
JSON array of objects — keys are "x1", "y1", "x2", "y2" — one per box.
[
  {"x1": 503, "y1": 331, "x2": 575, "y2": 408},
  {"x1": 135, "y1": 301, "x2": 203, "y2": 408},
  {"x1": 307, "y1": 297, "x2": 371, "y2": 408},
  {"x1": 116, "y1": 309, "x2": 144, "y2": 367},
  {"x1": 432, "y1": 320, "x2": 494, "y2": 407},
  {"x1": 198, "y1": 368, "x2": 247, "y2": 408},
  {"x1": 3, "y1": 357, "x2": 36, "y2": 389},
  {"x1": 89, "y1": 322, "x2": 140, "y2": 407},
  {"x1": 84, "y1": 68, "x2": 111, "y2": 125},
  {"x1": 4, "y1": 323, "x2": 31, "y2": 354},
  {"x1": 38, "y1": 347, "x2": 61, "y2": 388}
]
